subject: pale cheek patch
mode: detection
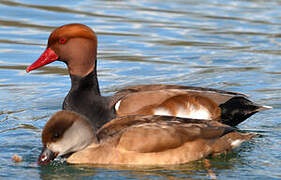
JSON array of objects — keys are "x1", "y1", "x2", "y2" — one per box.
[{"x1": 48, "y1": 143, "x2": 63, "y2": 156}]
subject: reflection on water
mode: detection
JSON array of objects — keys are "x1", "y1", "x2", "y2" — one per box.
[{"x1": 0, "y1": 0, "x2": 280, "y2": 179}]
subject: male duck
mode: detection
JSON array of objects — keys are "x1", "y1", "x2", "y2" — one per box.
[{"x1": 26, "y1": 24, "x2": 271, "y2": 130}]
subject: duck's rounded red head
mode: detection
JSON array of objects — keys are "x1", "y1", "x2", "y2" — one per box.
[{"x1": 26, "y1": 24, "x2": 97, "y2": 76}]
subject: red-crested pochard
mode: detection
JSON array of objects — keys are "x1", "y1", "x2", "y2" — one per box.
[
  {"x1": 26, "y1": 24, "x2": 271, "y2": 130},
  {"x1": 38, "y1": 110, "x2": 257, "y2": 165}
]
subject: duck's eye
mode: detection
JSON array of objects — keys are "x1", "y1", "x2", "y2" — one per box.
[
  {"x1": 53, "y1": 132, "x2": 60, "y2": 140},
  {"x1": 59, "y1": 38, "x2": 67, "y2": 44}
]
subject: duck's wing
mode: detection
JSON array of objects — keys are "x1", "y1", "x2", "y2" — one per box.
[
  {"x1": 110, "y1": 84, "x2": 270, "y2": 126},
  {"x1": 111, "y1": 85, "x2": 247, "y2": 108},
  {"x1": 117, "y1": 120, "x2": 234, "y2": 153},
  {"x1": 97, "y1": 115, "x2": 233, "y2": 144},
  {"x1": 111, "y1": 86, "x2": 238, "y2": 121},
  {"x1": 97, "y1": 115, "x2": 254, "y2": 155},
  {"x1": 115, "y1": 84, "x2": 248, "y2": 96},
  {"x1": 112, "y1": 84, "x2": 248, "y2": 103}
]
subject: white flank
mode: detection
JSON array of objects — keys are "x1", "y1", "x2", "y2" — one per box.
[
  {"x1": 154, "y1": 104, "x2": 211, "y2": 120},
  {"x1": 154, "y1": 107, "x2": 172, "y2": 116},
  {"x1": 230, "y1": 139, "x2": 244, "y2": 148},
  {"x1": 177, "y1": 105, "x2": 211, "y2": 120},
  {"x1": 115, "y1": 100, "x2": 121, "y2": 111},
  {"x1": 175, "y1": 106, "x2": 190, "y2": 118}
]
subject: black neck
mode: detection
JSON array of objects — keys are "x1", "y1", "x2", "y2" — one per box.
[
  {"x1": 63, "y1": 62, "x2": 116, "y2": 130},
  {"x1": 69, "y1": 65, "x2": 100, "y2": 96}
]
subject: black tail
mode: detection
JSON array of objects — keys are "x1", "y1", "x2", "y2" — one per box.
[{"x1": 219, "y1": 96, "x2": 271, "y2": 126}]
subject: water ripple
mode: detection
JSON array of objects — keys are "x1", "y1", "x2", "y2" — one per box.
[{"x1": 0, "y1": 0, "x2": 280, "y2": 179}]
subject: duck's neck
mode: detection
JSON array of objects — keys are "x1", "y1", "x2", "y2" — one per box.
[
  {"x1": 69, "y1": 63, "x2": 100, "y2": 96},
  {"x1": 66, "y1": 38, "x2": 97, "y2": 77},
  {"x1": 64, "y1": 60, "x2": 115, "y2": 131}
]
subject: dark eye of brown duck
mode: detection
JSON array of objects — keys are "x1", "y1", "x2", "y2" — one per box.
[
  {"x1": 52, "y1": 132, "x2": 61, "y2": 141},
  {"x1": 59, "y1": 38, "x2": 67, "y2": 44}
]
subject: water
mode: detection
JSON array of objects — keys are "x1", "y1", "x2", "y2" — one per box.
[{"x1": 0, "y1": 0, "x2": 280, "y2": 179}]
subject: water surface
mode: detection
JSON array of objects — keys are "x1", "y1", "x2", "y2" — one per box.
[{"x1": 0, "y1": 0, "x2": 280, "y2": 179}]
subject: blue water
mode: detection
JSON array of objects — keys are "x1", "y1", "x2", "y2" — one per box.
[{"x1": 0, "y1": 0, "x2": 280, "y2": 179}]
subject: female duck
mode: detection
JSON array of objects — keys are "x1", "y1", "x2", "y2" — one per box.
[{"x1": 38, "y1": 110, "x2": 256, "y2": 165}]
